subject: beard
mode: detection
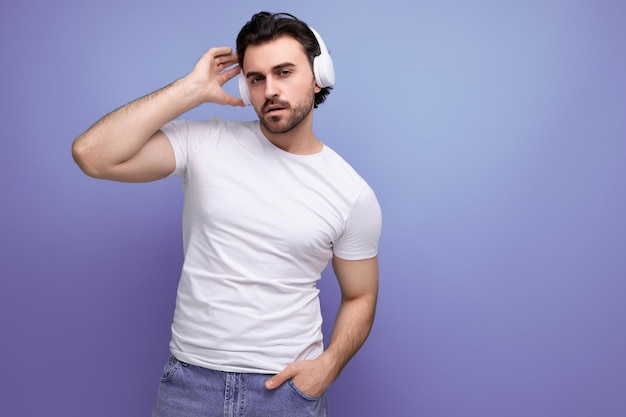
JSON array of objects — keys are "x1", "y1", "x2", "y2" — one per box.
[{"x1": 257, "y1": 91, "x2": 315, "y2": 135}]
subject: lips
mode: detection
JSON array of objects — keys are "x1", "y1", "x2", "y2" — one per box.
[{"x1": 263, "y1": 100, "x2": 289, "y2": 114}]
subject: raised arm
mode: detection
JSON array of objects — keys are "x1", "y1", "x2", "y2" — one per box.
[
  {"x1": 72, "y1": 47, "x2": 245, "y2": 182},
  {"x1": 265, "y1": 255, "x2": 379, "y2": 397}
]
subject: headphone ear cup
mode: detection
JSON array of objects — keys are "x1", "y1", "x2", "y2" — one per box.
[
  {"x1": 239, "y1": 73, "x2": 252, "y2": 106},
  {"x1": 309, "y1": 27, "x2": 335, "y2": 88},
  {"x1": 313, "y1": 54, "x2": 335, "y2": 88}
]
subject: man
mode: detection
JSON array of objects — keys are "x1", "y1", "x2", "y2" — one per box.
[{"x1": 72, "y1": 11, "x2": 382, "y2": 417}]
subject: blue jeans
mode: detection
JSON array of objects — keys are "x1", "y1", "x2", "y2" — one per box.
[{"x1": 152, "y1": 355, "x2": 329, "y2": 417}]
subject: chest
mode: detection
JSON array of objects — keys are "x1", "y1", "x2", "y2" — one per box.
[{"x1": 183, "y1": 146, "x2": 350, "y2": 257}]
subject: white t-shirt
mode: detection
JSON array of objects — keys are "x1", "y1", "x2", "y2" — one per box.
[{"x1": 161, "y1": 118, "x2": 382, "y2": 373}]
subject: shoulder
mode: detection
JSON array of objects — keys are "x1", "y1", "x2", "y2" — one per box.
[
  {"x1": 320, "y1": 145, "x2": 370, "y2": 193},
  {"x1": 161, "y1": 118, "x2": 259, "y2": 151},
  {"x1": 161, "y1": 118, "x2": 255, "y2": 137}
]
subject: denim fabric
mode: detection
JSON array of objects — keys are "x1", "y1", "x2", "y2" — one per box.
[{"x1": 152, "y1": 355, "x2": 329, "y2": 417}]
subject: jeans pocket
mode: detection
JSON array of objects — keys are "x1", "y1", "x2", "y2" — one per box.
[
  {"x1": 287, "y1": 380, "x2": 322, "y2": 401},
  {"x1": 160, "y1": 355, "x2": 185, "y2": 383}
]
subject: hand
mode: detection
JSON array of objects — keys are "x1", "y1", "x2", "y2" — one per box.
[
  {"x1": 183, "y1": 46, "x2": 245, "y2": 107},
  {"x1": 265, "y1": 356, "x2": 337, "y2": 398}
]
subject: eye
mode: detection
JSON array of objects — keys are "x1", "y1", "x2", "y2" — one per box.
[
  {"x1": 250, "y1": 75, "x2": 264, "y2": 84},
  {"x1": 278, "y1": 70, "x2": 291, "y2": 77}
]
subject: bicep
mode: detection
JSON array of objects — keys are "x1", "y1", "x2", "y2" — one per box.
[
  {"x1": 332, "y1": 255, "x2": 379, "y2": 301},
  {"x1": 106, "y1": 130, "x2": 176, "y2": 182}
]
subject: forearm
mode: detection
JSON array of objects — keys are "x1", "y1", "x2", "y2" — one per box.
[
  {"x1": 72, "y1": 77, "x2": 200, "y2": 176},
  {"x1": 321, "y1": 292, "x2": 377, "y2": 381}
]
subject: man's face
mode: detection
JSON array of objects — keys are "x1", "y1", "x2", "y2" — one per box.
[{"x1": 243, "y1": 36, "x2": 321, "y2": 135}]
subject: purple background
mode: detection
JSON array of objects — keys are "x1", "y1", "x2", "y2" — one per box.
[{"x1": 1, "y1": 0, "x2": 625, "y2": 416}]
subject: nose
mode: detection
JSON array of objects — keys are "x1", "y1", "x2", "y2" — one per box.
[{"x1": 264, "y1": 76, "x2": 279, "y2": 99}]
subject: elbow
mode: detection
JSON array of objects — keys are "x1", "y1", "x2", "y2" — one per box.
[{"x1": 71, "y1": 135, "x2": 104, "y2": 178}]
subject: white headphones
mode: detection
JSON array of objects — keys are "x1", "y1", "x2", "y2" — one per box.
[{"x1": 238, "y1": 26, "x2": 335, "y2": 106}]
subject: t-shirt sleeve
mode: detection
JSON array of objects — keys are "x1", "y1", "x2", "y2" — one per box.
[
  {"x1": 160, "y1": 118, "x2": 222, "y2": 182},
  {"x1": 332, "y1": 184, "x2": 382, "y2": 260},
  {"x1": 160, "y1": 119, "x2": 192, "y2": 180}
]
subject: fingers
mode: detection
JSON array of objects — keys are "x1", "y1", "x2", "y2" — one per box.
[
  {"x1": 207, "y1": 48, "x2": 241, "y2": 87},
  {"x1": 187, "y1": 46, "x2": 245, "y2": 107},
  {"x1": 222, "y1": 94, "x2": 246, "y2": 107},
  {"x1": 221, "y1": 64, "x2": 241, "y2": 82},
  {"x1": 265, "y1": 364, "x2": 298, "y2": 390},
  {"x1": 207, "y1": 47, "x2": 239, "y2": 68},
  {"x1": 218, "y1": 66, "x2": 245, "y2": 107},
  {"x1": 208, "y1": 45, "x2": 236, "y2": 57},
  {"x1": 215, "y1": 54, "x2": 239, "y2": 71},
  {"x1": 194, "y1": 47, "x2": 239, "y2": 76}
]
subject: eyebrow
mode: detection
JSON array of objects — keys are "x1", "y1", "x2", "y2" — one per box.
[{"x1": 246, "y1": 62, "x2": 296, "y2": 79}]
